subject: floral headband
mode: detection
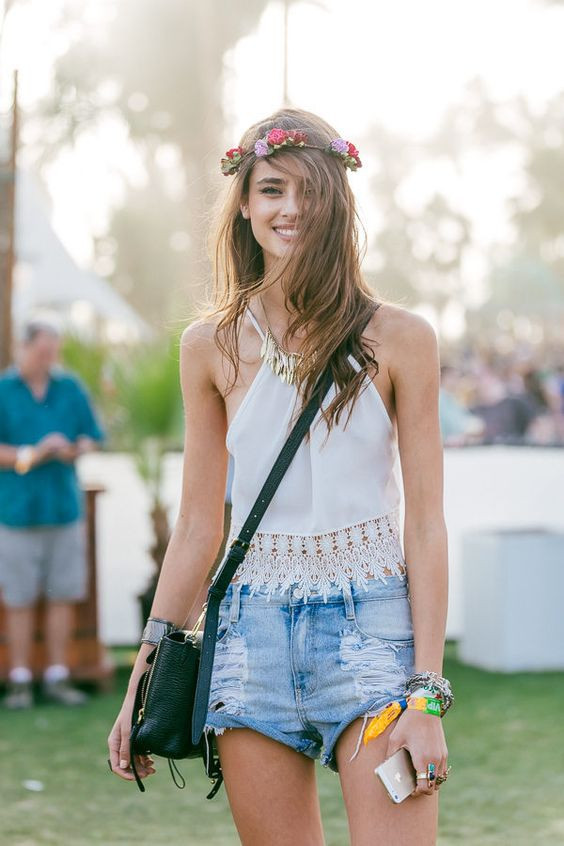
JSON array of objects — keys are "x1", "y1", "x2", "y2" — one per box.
[{"x1": 221, "y1": 127, "x2": 362, "y2": 176}]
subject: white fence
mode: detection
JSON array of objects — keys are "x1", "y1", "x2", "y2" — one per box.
[{"x1": 79, "y1": 447, "x2": 564, "y2": 645}]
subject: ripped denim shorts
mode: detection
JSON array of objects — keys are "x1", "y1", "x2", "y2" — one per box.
[{"x1": 204, "y1": 575, "x2": 414, "y2": 771}]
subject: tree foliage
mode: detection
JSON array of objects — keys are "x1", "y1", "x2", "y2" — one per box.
[
  {"x1": 34, "y1": 0, "x2": 271, "y2": 324},
  {"x1": 28, "y1": 3, "x2": 564, "y2": 339},
  {"x1": 364, "y1": 78, "x2": 564, "y2": 333}
]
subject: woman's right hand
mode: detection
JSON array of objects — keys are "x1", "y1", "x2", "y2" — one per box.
[{"x1": 107, "y1": 694, "x2": 156, "y2": 783}]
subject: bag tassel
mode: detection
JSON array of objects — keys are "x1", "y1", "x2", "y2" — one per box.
[{"x1": 167, "y1": 758, "x2": 186, "y2": 789}]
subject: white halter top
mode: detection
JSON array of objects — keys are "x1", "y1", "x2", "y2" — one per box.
[{"x1": 224, "y1": 307, "x2": 406, "y2": 602}]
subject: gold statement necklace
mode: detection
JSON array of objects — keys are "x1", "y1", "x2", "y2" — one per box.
[{"x1": 259, "y1": 296, "x2": 306, "y2": 385}]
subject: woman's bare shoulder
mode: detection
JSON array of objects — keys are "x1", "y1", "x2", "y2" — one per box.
[
  {"x1": 369, "y1": 302, "x2": 438, "y2": 363},
  {"x1": 181, "y1": 315, "x2": 231, "y2": 360},
  {"x1": 180, "y1": 315, "x2": 220, "y2": 348},
  {"x1": 179, "y1": 316, "x2": 225, "y2": 387}
]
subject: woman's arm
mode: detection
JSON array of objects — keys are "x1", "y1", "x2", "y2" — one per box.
[
  {"x1": 126, "y1": 320, "x2": 228, "y2": 694},
  {"x1": 385, "y1": 310, "x2": 449, "y2": 796},
  {"x1": 108, "y1": 319, "x2": 229, "y2": 781},
  {"x1": 393, "y1": 314, "x2": 448, "y2": 674},
  {"x1": 143, "y1": 321, "x2": 229, "y2": 634}
]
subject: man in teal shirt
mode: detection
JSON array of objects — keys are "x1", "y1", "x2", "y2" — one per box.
[{"x1": 0, "y1": 321, "x2": 104, "y2": 708}]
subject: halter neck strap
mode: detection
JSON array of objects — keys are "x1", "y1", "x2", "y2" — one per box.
[{"x1": 246, "y1": 306, "x2": 265, "y2": 340}]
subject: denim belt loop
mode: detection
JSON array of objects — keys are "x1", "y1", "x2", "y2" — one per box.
[
  {"x1": 229, "y1": 581, "x2": 242, "y2": 623},
  {"x1": 342, "y1": 582, "x2": 355, "y2": 620}
]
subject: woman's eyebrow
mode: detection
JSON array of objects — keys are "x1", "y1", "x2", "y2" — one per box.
[
  {"x1": 255, "y1": 177, "x2": 312, "y2": 186},
  {"x1": 256, "y1": 177, "x2": 286, "y2": 185}
]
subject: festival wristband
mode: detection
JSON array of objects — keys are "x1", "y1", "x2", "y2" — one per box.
[
  {"x1": 407, "y1": 696, "x2": 442, "y2": 716},
  {"x1": 409, "y1": 686, "x2": 448, "y2": 716}
]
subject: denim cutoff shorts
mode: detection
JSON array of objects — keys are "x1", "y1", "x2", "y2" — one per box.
[{"x1": 204, "y1": 576, "x2": 414, "y2": 771}]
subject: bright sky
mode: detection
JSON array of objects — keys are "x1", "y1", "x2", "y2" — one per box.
[
  {"x1": 227, "y1": 0, "x2": 564, "y2": 137},
  {"x1": 1, "y1": 0, "x2": 564, "y2": 326},
  {"x1": 224, "y1": 0, "x2": 564, "y2": 307}
]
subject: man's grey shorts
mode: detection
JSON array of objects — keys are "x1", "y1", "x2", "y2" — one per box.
[{"x1": 0, "y1": 520, "x2": 87, "y2": 607}]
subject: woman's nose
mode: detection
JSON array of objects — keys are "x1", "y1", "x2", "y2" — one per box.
[{"x1": 280, "y1": 189, "x2": 301, "y2": 217}]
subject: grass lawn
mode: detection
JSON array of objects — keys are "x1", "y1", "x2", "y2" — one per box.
[{"x1": 2, "y1": 644, "x2": 563, "y2": 845}]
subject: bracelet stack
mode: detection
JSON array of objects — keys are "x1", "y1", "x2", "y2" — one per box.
[
  {"x1": 141, "y1": 616, "x2": 176, "y2": 645},
  {"x1": 405, "y1": 670, "x2": 454, "y2": 717}
]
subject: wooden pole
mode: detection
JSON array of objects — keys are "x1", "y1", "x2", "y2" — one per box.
[
  {"x1": 0, "y1": 70, "x2": 17, "y2": 369},
  {"x1": 282, "y1": 0, "x2": 290, "y2": 106}
]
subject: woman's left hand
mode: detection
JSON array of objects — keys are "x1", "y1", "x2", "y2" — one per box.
[{"x1": 385, "y1": 708, "x2": 448, "y2": 798}]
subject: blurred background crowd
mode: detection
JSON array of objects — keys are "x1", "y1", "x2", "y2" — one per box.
[{"x1": 439, "y1": 347, "x2": 564, "y2": 447}]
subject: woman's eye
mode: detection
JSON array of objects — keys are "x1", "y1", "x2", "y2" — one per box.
[{"x1": 260, "y1": 187, "x2": 282, "y2": 195}]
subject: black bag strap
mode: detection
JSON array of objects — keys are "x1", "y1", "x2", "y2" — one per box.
[{"x1": 191, "y1": 366, "x2": 334, "y2": 743}]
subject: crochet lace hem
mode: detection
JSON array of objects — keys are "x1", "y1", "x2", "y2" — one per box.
[{"x1": 226, "y1": 511, "x2": 406, "y2": 603}]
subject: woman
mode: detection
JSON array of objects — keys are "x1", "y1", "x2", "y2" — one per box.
[{"x1": 108, "y1": 107, "x2": 450, "y2": 846}]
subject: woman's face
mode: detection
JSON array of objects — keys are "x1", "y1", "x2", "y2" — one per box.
[{"x1": 240, "y1": 156, "x2": 312, "y2": 272}]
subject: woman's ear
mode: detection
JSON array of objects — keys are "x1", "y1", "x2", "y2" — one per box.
[{"x1": 240, "y1": 202, "x2": 250, "y2": 219}]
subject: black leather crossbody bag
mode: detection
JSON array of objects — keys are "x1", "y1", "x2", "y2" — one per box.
[{"x1": 129, "y1": 367, "x2": 333, "y2": 798}]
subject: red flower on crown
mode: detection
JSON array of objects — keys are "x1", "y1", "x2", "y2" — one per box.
[
  {"x1": 267, "y1": 128, "x2": 287, "y2": 146},
  {"x1": 287, "y1": 130, "x2": 308, "y2": 145},
  {"x1": 345, "y1": 142, "x2": 361, "y2": 168},
  {"x1": 221, "y1": 145, "x2": 245, "y2": 175}
]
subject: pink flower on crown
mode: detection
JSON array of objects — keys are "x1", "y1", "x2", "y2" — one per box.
[
  {"x1": 254, "y1": 139, "x2": 269, "y2": 157},
  {"x1": 267, "y1": 128, "x2": 288, "y2": 146}
]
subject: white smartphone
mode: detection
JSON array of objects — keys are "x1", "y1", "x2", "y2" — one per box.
[{"x1": 375, "y1": 747, "x2": 417, "y2": 803}]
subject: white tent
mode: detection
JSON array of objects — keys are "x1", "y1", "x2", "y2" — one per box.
[{"x1": 13, "y1": 170, "x2": 152, "y2": 343}]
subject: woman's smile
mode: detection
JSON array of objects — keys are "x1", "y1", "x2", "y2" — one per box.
[{"x1": 273, "y1": 226, "x2": 300, "y2": 241}]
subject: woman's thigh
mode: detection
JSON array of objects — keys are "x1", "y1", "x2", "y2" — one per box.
[
  {"x1": 216, "y1": 727, "x2": 326, "y2": 846},
  {"x1": 336, "y1": 718, "x2": 438, "y2": 846}
]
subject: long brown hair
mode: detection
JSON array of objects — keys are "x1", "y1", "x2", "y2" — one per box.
[{"x1": 199, "y1": 106, "x2": 381, "y2": 433}]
